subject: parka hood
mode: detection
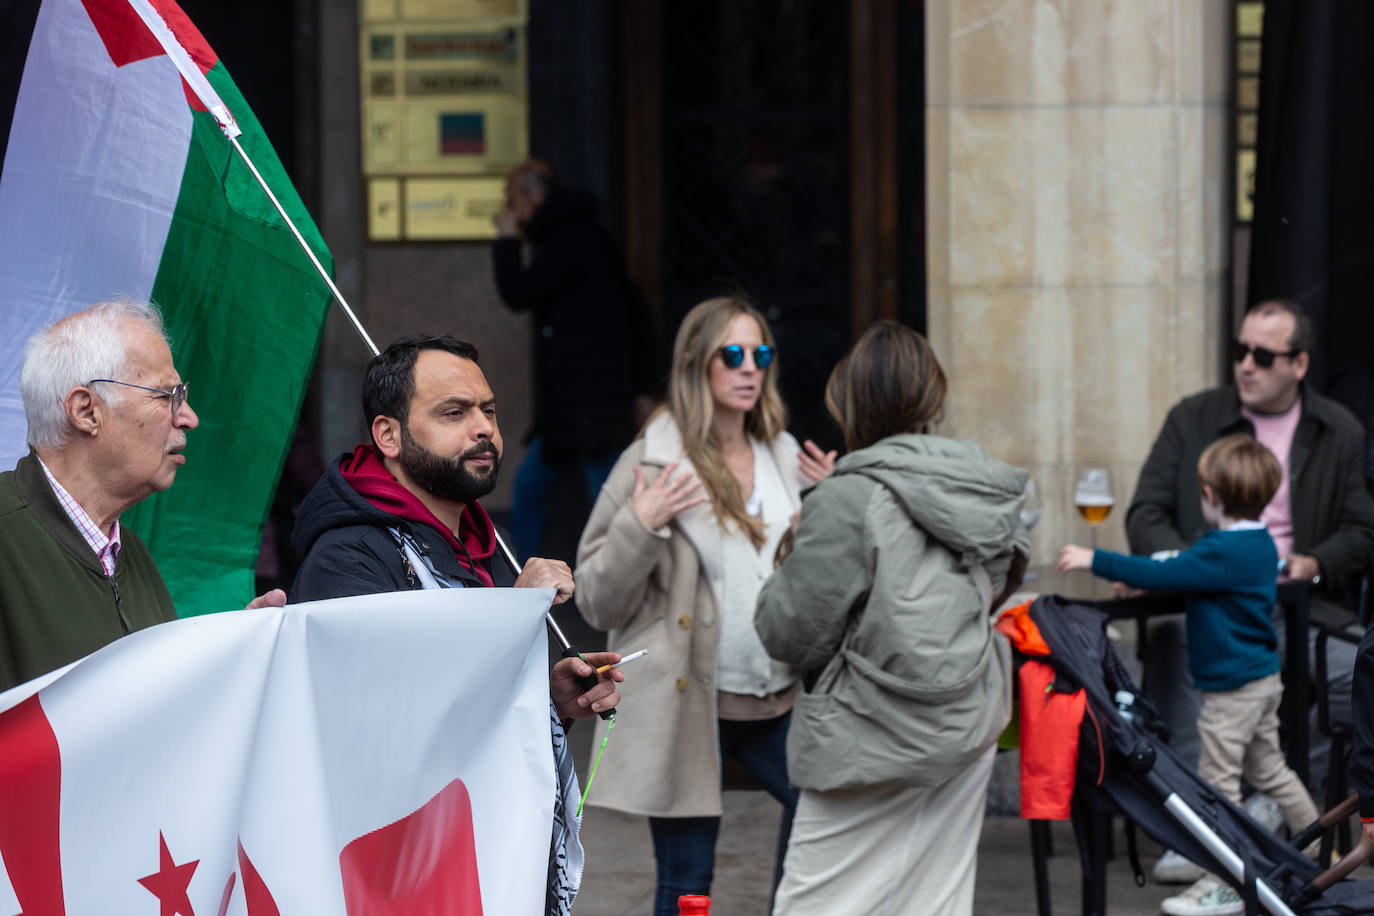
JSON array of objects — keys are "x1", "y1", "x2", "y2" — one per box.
[{"x1": 832, "y1": 433, "x2": 1029, "y2": 564}]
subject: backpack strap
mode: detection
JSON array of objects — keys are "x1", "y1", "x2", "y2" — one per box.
[{"x1": 968, "y1": 560, "x2": 994, "y2": 613}]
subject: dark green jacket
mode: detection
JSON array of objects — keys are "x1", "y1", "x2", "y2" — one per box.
[{"x1": 0, "y1": 453, "x2": 175, "y2": 691}]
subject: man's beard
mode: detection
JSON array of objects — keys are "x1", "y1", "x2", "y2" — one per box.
[{"x1": 398, "y1": 425, "x2": 500, "y2": 505}]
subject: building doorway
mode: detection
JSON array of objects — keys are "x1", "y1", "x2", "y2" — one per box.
[{"x1": 622, "y1": 0, "x2": 925, "y2": 449}]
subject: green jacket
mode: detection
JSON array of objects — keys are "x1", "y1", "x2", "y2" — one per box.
[
  {"x1": 755, "y1": 434, "x2": 1028, "y2": 791},
  {"x1": 0, "y1": 453, "x2": 175, "y2": 691}
]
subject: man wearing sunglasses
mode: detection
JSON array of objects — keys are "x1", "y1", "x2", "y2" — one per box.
[
  {"x1": 1125, "y1": 299, "x2": 1374, "y2": 886},
  {"x1": 0, "y1": 300, "x2": 286, "y2": 692}
]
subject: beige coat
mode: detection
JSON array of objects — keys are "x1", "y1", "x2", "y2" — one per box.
[{"x1": 574, "y1": 413, "x2": 805, "y2": 817}]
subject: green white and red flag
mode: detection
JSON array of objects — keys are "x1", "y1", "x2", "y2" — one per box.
[{"x1": 0, "y1": 0, "x2": 332, "y2": 614}]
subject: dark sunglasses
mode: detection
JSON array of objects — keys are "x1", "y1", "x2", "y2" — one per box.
[
  {"x1": 1230, "y1": 340, "x2": 1302, "y2": 369},
  {"x1": 719, "y1": 344, "x2": 775, "y2": 370}
]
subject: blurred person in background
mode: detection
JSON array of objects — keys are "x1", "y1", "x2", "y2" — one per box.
[{"x1": 493, "y1": 159, "x2": 660, "y2": 562}]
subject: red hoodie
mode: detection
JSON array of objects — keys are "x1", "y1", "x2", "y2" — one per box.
[{"x1": 339, "y1": 445, "x2": 497, "y2": 587}]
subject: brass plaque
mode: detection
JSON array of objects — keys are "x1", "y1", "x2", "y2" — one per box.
[
  {"x1": 404, "y1": 176, "x2": 505, "y2": 240},
  {"x1": 1237, "y1": 3, "x2": 1264, "y2": 39},
  {"x1": 404, "y1": 69, "x2": 517, "y2": 95},
  {"x1": 368, "y1": 178, "x2": 402, "y2": 240},
  {"x1": 1237, "y1": 113, "x2": 1258, "y2": 148},
  {"x1": 1237, "y1": 39, "x2": 1261, "y2": 75},
  {"x1": 368, "y1": 33, "x2": 396, "y2": 61},
  {"x1": 362, "y1": 0, "x2": 398, "y2": 23},
  {"x1": 1238, "y1": 76, "x2": 1260, "y2": 110},
  {"x1": 1236, "y1": 149, "x2": 1257, "y2": 222},
  {"x1": 401, "y1": 0, "x2": 521, "y2": 20},
  {"x1": 359, "y1": 0, "x2": 526, "y2": 237},
  {"x1": 404, "y1": 30, "x2": 519, "y2": 61},
  {"x1": 363, "y1": 101, "x2": 400, "y2": 167},
  {"x1": 370, "y1": 72, "x2": 397, "y2": 96}
]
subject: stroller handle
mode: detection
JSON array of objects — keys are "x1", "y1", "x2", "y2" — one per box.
[{"x1": 1308, "y1": 794, "x2": 1373, "y2": 893}]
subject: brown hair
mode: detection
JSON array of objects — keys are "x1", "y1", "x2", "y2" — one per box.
[
  {"x1": 1248, "y1": 299, "x2": 1314, "y2": 353},
  {"x1": 662, "y1": 296, "x2": 786, "y2": 548},
  {"x1": 506, "y1": 158, "x2": 555, "y2": 197},
  {"x1": 1196, "y1": 434, "x2": 1282, "y2": 521},
  {"x1": 825, "y1": 321, "x2": 947, "y2": 452}
]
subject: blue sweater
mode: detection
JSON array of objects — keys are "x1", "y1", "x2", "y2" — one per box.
[{"x1": 1092, "y1": 528, "x2": 1279, "y2": 691}]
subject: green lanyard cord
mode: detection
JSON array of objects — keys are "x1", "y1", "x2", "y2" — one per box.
[{"x1": 576, "y1": 713, "x2": 615, "y2": 817}]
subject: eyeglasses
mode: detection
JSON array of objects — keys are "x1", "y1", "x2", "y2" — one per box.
[
  {"x1": 1230, "y1": 340, "x2": 1302, "y2": 369},
  {"x1": 87, "y1": 379, "x2": 190, "y2": 418},
  {"x1": 719, "y1": 344, "x2": 775, "y2": 370}
]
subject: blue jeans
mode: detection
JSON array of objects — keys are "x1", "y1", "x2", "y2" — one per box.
[
  {"x1": 648, "y1": 713, "x2": 799, "y2": 916},
  {"x1": 510, "y1": 436, "x2": 619, "y2": 562}
]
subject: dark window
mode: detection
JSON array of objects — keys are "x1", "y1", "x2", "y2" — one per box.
[{"x1": 660, "y1": 0, "x2": 850, "y2": 447}]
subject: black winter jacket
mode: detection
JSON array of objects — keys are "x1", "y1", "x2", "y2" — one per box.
[
  {"x1": 290, "y1": 456, "x2": 517, "y2": 602},
  {"x1": 1126, "y1": 384, "x2": 1374, "y2": 603},
  {"x1": 493, "y1": 188, "x2": 647, "y2": 457}
]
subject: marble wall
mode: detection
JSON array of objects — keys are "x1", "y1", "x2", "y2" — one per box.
[{"x1": 926, "y1": 0, "x2": 1232, "y2": 563}]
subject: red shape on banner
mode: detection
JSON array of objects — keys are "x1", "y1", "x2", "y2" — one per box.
[
  {"x1": 80, "y1": 0, "x2": 221, "y2": 111},
  {"x1": 338, "y1": 777, "x2": 485, "y2": 915},
  {"x1": 137, "y1": 832, "x2": 199, "y2": 916},
  {"x1": 237, "y1": 841, "x2": 283, "y2": 916},
  {"x1": 216, "y1": 872, "x2": 237, "y2": 916},
  {"x1": 0, "y1": 695, "x2": 66, "y2": 914}
]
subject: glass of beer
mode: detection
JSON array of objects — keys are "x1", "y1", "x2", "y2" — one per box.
[{"x1": 1075, "y1": 467, "x2": 1115, "y2": 559}]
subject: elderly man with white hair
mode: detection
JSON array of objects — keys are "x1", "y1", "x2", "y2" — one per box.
[{"x1": 0, "y1": 299, "x2": 283, "y2": 692}]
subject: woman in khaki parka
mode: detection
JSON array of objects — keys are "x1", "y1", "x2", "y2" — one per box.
[{"x1": 757, "y1": 322, "x2": 1029, "y2": 916}]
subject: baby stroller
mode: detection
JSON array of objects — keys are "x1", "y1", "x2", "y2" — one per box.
[{"x1": 1005, "y1": 594, "x2": 1373, "y2": 915}]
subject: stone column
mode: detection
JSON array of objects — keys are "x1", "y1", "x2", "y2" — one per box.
[{"x1": 926, "y1": 0, "x2": 1231, "y2": 561}]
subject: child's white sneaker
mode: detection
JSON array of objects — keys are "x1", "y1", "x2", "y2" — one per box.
[
  {"x1": 1152, "y1": 849, "x2": 1205, "y2": 884},
  {"x1": 1160, "y1": 875, "x2": 1243, "y2": 916},
  {"x1": 1242, "y1": 792, "x2": 1283, "y2": 833}
]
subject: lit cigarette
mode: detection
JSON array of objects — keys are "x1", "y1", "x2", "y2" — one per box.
[{"x1": 596, "y1": 649, "x2": 648, "y2": 675}]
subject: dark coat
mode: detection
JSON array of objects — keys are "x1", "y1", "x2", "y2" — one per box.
[
  {"x1": 0, "y1": 453, "x2": 176, "y2": 691},
  {"x1": 1126, "y1": 383, "x2": 1374, "y2": 603},
  {"x1": 1353, "y1": 623, "x2": 1374, "y2": 817},
  {"x1": 492, "y1": 188, "x2": 647, "y2": 458},
  {"x1": 290, "y1": 456, "x2": 517, "y2": 602}
]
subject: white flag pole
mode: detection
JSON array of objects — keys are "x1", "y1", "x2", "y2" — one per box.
[
  {"x1": 222, "y1": 135, "x2": 380, "y2": 356},
  {"x1": 123, "y1": 0, "x2": 380, "y2": 358},
  {"x1": 120, "y1": 1, "x2": 605, "y2": 681}
]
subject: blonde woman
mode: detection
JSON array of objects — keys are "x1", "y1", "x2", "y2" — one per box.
[{"x1": 575, "y1": 297, "x2": 833, "y2": 916}]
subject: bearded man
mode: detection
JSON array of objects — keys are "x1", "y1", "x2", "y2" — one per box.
[
  {"x1": 289, "y1": 334, "x2": 620, "y2": 915},
  {"x1": 290, "y1": 333, "x2": 619, "y2": 718}
]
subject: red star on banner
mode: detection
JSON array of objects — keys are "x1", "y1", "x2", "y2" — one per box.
[{"x1": 138, "y1": 832, "x2": 199, "y2": 916}]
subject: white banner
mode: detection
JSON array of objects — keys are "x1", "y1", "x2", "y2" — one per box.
[{"x1": 0, "y1": 588, "x2": 557, "y2": 915}]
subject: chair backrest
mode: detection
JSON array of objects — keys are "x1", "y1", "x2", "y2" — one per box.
[{"x1": 1360, "y1": 574, "x2": 1372, "y2": 628}]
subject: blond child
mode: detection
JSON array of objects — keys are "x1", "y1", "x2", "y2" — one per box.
[{"x1": 1059, "y1": 434, "x2": 1318, "y2": 915}]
